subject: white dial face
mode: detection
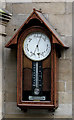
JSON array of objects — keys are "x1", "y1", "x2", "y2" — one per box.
[{"x1": 23, "y1": 32, "x2": 51, "y2": 61}]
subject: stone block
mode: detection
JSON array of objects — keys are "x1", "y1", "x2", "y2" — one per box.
[
  {"x1": 59, "y1": 71, "x2": 72, "y2": 82},
  {"x1": 65, "y1": 2, "x2": 72, "y2": 14},
  {"x1": 5, "y1": 70, "x2": 17, "y2": 92},
  {"x1": 64, "y1": 14, "x2": 72, "y2": 36},
  {"x1": 58, "y1": 81, "x2": 65, "y2": 92},
  {"x1": 6, "y1": 3, "x2": 13, "y2": 14},
  {"x1": 59, "y1": 59, "x2": 72, "y2": 81},
  {"x1": 66, "y1": 0, "x2": 73, "y2": 2},
  {"x1": 0, "y1": 92, "x2": 2, "y2": 112},
  {"x1": 4, "y1": 48, "x2": 17, "y2": 70},
  {"x1": 5, "y1": 111, "x2": 54, "y2": 118},
  {"x1": 0, "y1": 92, "x2": 2, "y2": 119},
  {"x1": 0, "y1": 114, "x2": 2, "y2": 120},
  {"x1": 12, "y1": 3, "x2": 65, "y2": 14},
  {"x1": 8, "y1": 14, "x2": 30, "y2": 26},
  {"x1": 66, "y1": 81, "x2": 72, "y2": 92},
  {"x1": 0, "y1": 1, "x2": 6, "y2": 9},
  {"x1": 5, "y1": 102, "x2": 24, "y2": 114},
  {"x1": 0, "y1": 70, "x2": 2, "y2": 90},
  {"x1": 0, "y1": 36, "x2": 2, "y2": 69},
  {"x1": 60, "y1": 36, "x2": 72, "y2": 60},
  {"x1": 6, "y1": 0, "x2": 32, "y2": 2},
  {"x1": 72, "y1": 82, "x2": 74, "y2": 91},
  {"x1": 0, "y1": 0, "x2": 6, "y2": 2},
  {"x1": 5, "y1": 91, "x2": 17, "y2": 102},
  {"x1": 0, "y1": 25, "x2": 5, "y2": 34},
  {"x1": 6, "y1": 24, "x2": 18, "y2": 36},
  {"x1": 32, "y1": 0, "x2": 65, "y2": 2},
  {"x1": 48, "y1": 14, "x2": 72, "y2": 36},
  {"x1": 5, "y1": 36, "x2": 12, "y2": 47},
  {"x1": 54, "y1": 104, "x2": 72, "y2": 118},
  {"x1": 48, "y1": 14, "x2": 65, "y2": 36},
  {"x1": 5, "y1": 103, "x2": 72, "y2": 118},
  {"x1": 5, "y1": 102, "x2": 54, "y2": 117},
  {"x1": 2, "y1": 36, "x2": 6, "y2": 48},
  {"x1": 58, "y1": 92, "x2": 72, "y2": 104}
]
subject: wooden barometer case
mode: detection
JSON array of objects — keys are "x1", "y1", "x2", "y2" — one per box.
[{"x1": 5, "y1": 9, "x2": 68, "y2": 111}]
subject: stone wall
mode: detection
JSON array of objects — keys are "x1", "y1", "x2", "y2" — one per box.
[
  {"x1": 2, "y1": 2, "x2": 72, "y2": 118},
  {"x1": 0, "y1": 1, "x2": 6, "y2": 119}
]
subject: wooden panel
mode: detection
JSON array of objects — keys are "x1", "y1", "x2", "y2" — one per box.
[
  {"x1": 43, "y1": 68, "x2": 51, "y2": 91},
  {"x1": 24, "y1": 55, "x2": 32, "y2": 69},
  {"x1": 42, "y1": 55, "x2": 51, "y2": 68},
  {"x1": 24, "y1": 68, "x2": 32, "y2": 91}
]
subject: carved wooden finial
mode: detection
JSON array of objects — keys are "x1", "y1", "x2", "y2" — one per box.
[
  {"x1": 33, "y1": 8, "x2": 42, "y2": 13},
  {"x1": 33, "y1": 8, "x2": 36, "y2": 11}
]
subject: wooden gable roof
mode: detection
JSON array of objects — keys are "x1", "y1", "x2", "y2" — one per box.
[{"x1": 5, "y1": 8, "x2": 68, "y2": 48}]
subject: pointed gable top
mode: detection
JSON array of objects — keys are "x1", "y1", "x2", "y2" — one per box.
[{"x1": 5, "y1": 8, "x2": 68, "y2": 48}]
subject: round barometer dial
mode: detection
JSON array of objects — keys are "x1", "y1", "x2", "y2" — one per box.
[{"x1": 23, "y1": 31, "x2": 51, "y2": 61}]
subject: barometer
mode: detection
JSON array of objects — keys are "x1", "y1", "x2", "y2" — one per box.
[{"x1": 23, "y1": 31, "x2": 51, "y2": 100}]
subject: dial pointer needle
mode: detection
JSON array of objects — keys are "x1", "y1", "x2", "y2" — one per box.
[{"x1": 33, "y1": 35, "x2": 42, "y2": 54}]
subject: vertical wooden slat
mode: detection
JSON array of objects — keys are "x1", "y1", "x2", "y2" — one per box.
[
  {"x1": 53, "y1": 44, "x2": 58, "y2": 108},
  {"x1": 51, "y1": 43, "x2": 54, "y2": 104},
  {"x1": 17, "y1": 40, "x2": 22, "y2": 104}
]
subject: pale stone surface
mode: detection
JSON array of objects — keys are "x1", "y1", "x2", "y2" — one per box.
[
  {"x1": 0, "y1": 70, "x2": 2, "y2": 90},
  {"x1": 6, "y1": 0, "x2": 32, "y2": 2},
  {"x1": 0, "y1": 0, "x2": 5, "y2": 2},
  {"x1": 65, "y1": 2, "x2": 72, "y2": 14},
  {"x1": 54, "y1": 104, "x2": 72, "y2": 118},
  {"x1": 59, "y1": 71, "x2": 72, "y2": 82},
  {"x1": 59, "y1": 59, "x2": 72, "y2": 81},
  {"x1": 58, "y1": 92, "x2": 72, "y2": 104},
  {"x1": 4, "y1": 49, "x2": 17, "y2": 70},
  {"x1": 60, "y1": 36, "x2": 72, "y2": 48},
  {"x1": 0, "y1": 1, "x2": 6, "y2": 9},
  {"x1": 5, "y1": 70, "x2": 17, "y2": 92},
  {"x1": 5, "y1": 91, "x2": 17, "y2": 102},
  {"x1": 60, "y1": 36, "x2": 72, "y2": 59},
  {"x1": 5, "y1": 103, "x2": 72, "y2": 118},
  {"x1": 5, "y1": 113, "x2": 53, "y2": 118},
  {"x1": 5, "y1": 36, "x2": 12, "y2": 44},
  {"x1": 0, "y1": 25, "x2": 5, "y2": 34},
  {"x1": 6, "y1": 3, "x2": 13, "y2": 14},
  {"x1": 0, "y1": 25, "x2": 4, "y2": 119},
  {"x1": 5, "y1": 102, "x2": 54, "y2": 117},
  {"x1": 48, "y1": 14, "x2": 65, "y2": 36},
  {"x1": 5, "y1": 14, "x2": 30, "y2": 37},
  {"x1": 0, "y1": 92, "x2": 2, "y2": 113},
  {"x1": 6, "y1": 24, "x2": 19, "y2": 37},
  {"x1": 32, "y1": 0, "x2": 66, "y2": 2},
  {"x1": 12, "y1": 3, "x2": 65, "y2": 14},
  {"x1": 0, "y1": 36, "x2": 2, "y2": 69},
  {"x1": 58, "y1": 81, "x2": 65, "y2": 92},
  {"x1": 48, "y1": 14, "x2": 72, "y2": 36},
  {"x1": 5, "y1": 102, "x2": 24, "y2": 115},
  {"x1": 64, "y1": 14, "x2": 72, "y2": 36},
  {"x1": 66, "y1": 81, "x2": 72, "y2": 92},
  {"x1": 7, "y1": 14, "x2": 30, "y2": 26},
  {"x1": 66, "y1": 0, "x2": 73, "y2": 2}
]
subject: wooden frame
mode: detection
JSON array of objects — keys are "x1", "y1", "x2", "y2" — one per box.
[
  {"x1": 17, "y1": 26, "x2": 58, "y2": 110},
  {"x1": 5, "y1": 9, "x2": 68, "y2": 111}
]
